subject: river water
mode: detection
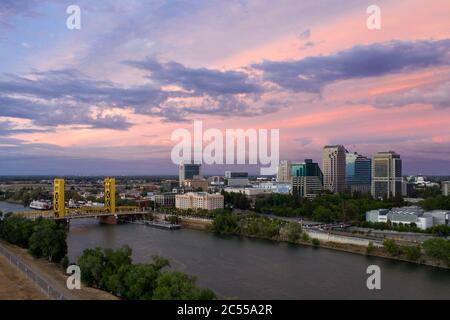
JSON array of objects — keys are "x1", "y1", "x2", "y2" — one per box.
[{"x1": 1, "y1": 202, "x2": 449, "y2": 299}]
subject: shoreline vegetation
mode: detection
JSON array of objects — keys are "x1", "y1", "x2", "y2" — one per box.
[
  {"x1": 206, "y1": 212, "x2": 450, "y2": 269},
  {"x1": 1, "y1": 188, "x2": 449, "y2": 300},
  {"x1": 0, "y1": 211, "x2": 217, "y2": 300}
]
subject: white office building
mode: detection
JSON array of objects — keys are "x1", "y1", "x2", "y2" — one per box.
[{"x1": 365, "y1": 206, "x2": 446, "y2": 230}]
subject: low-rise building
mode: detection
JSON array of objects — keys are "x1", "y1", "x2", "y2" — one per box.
[
  {"x1": 225, "y1": 171, "x2": 249, "y2": 187},
  {"x1": 425, "y1": 210, "x2": 450, "y2": 226},
  {"x1": 154, "y1": 192, "x2": 176, "y2": 207},
  {"x1": 254, "y1": 182, "x2": 291, "y2": 194},
  {"x1": 183, "y1": 178, "x2": 209, "y2": 192},
  {"x1": 365, "y1": 206, "x2": 447, "y2": 230},
  {"x1": 175, "y1": 192, "x2": 224, "y2": 211}
]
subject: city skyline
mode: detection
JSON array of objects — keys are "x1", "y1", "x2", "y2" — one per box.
[{"x1": 1, "y1": 0, "x2": 450, "y2": 175}]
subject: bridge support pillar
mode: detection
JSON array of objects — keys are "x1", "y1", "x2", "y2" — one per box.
[{"x1": 98, "y1": 215, "x2": 118, "y2": 225}]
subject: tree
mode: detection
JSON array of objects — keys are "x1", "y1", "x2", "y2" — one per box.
[
  {"x1": 0, "y1": 216, "x2": 33, "y2": 247},
  {"x1": 77, "y1": 247, "x2": 106, "y2": 287},
  {"x1": 383, "y1": 239, "x2": 401, "y2": 256},
  {"x1": 312, "y1": 206, "x2": 335, "y2": 222},
  {"x1": 28, "y1": 219, "x2": 67, "y2": 262},
  {"x1": 366, "y1": 241, "x2": 375, "y2": 254},
  {"x1": 100, "y1": 246, "x2": 133, "y2": 291},
  {"x1": 152, "y1": 271, "x2": 216, "y2": 300},
  {"x1": 212, "y1": 213, "x2": 238, "y2": 234},
  {"x1": 428, "y1": 225, "x2": 450, "y2": 237},
  {"x1": 401, "y1": 245, "x2": 421, "y2": 261},
  {"x1": 122, "y1": 263, "x2": 162, "y2": 299},
  {"x1": 286, "y1": 222, "x2": 302, "y2": 243},
  {"x1": 422, "y1": 238, "x2": 450, "y2": 265}
]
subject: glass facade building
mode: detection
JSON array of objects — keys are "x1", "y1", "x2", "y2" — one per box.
[
  {"x1": 371, "y1": 151, "x2": 402, "y2": 199},
  {"x1": 346, "y1": 152, "x2": 371, "y2": 194},
  {"x1": 291, "y1": 159, "x2": 324, "y2": 198},
  {"x1": 179, "y1": 161, "x2": 201, "y2": 187}
]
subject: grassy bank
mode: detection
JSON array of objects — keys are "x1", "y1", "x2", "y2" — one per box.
[{"x1": 173, "y1": 212, "x2": 450, "y2": 270}]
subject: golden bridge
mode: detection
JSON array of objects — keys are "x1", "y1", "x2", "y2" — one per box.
[{"x1": 14, "y1": 178, "x2": 146, "y2": 224}]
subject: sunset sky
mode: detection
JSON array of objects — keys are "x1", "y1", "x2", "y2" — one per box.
[{"x1": 1, "y1": 0, "x2": 450, "y2": 175}]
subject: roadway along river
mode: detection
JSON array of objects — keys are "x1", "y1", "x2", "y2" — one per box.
[{"x1": 1, "y1": 202, "x2": 449, "y2": 299}]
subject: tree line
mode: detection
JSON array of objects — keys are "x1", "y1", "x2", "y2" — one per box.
[
  {"x1": 252, "y1": 193, "x2": 404, "y2": 222},
  {"x1": 76, "y1": 246, "x2": 216, "y2": 300},
  {"x1": 381, "y1": 238, "x2": 450, "y2": 267},
  {"x1": 0, "y1": 213, "x2": 67, "y2": 263},
  {"x1": 212, "y1": 213, "x2": 309, "y2": 244}
]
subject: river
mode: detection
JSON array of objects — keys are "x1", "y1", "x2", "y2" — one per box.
[{"x1": 1, "y1": 201, "x2": 449, "y2": 299}]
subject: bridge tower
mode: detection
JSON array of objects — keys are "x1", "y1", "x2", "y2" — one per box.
[
  {"x1": 53, "y1": 178, "x2": 65, "y2": 218},
  {"x1": 104, "y1": 178, "x2": 116, "y2": 214}
]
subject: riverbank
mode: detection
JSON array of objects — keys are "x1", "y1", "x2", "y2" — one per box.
[
  {"x1": 167, "y1": 214, "x2": 449, "y2": 270},
  {"x1": 0, "y1": 254, "x2": 48, "y2": 299},
  {"x1": 0, "y1": 240, "x2": 117, "y2": 300}
]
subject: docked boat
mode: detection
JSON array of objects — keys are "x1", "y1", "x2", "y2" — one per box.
[{"x1": 29, "y1": 200, "x2": 52, "y2": 210}]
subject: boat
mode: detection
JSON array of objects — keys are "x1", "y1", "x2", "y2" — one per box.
[{"x1": 29, "y1": 200, "x2": 52, "y2": 210}]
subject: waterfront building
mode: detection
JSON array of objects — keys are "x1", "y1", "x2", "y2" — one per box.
[
  {"x1": 426, "y1": 210, "x2": 450, "y2": 226},
  {"x1": 365, "y1": 206, "x2": 442, "y2": 230},
  {"x1": 371, "y1": 151, "x2": 402, "y2": 199},
  {"x1": 276, "y1": 160, "x2": 291, "y2": 183},
  {"x1": 290, "y1": 159, "x2": 323, "y2": 199},
  {"x1": 179, "y1": 161, "x2": 201, "y2": 187},
  {"x1": 346, "y1": 152, "x2": 371, "y2": 194},
  {"x1": 175, "y1": 192, "x2": 224, "y2": 211},
  {"x1": 323, "y1": 145, "x2": 346, "y2": 193}
]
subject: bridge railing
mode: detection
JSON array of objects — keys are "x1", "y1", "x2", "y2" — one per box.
[{"x1": 13, "y1": 205, "x2": 141, "y2": 220}]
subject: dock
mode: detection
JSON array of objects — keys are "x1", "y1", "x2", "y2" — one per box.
[{"x1": 121, "y1": 219, "x2": 181, "y2": 230}]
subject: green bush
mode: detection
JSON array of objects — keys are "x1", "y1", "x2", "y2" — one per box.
[
  {"x1": 212, "y1": 213, "x2": 238, "y2": 234},
  {"x1": 366, "y1": 241, "x2": 375, "y2": 254},
  {"x1": 77, "y1": 246, "x2": 215, "y2": 300},
  {"x1": 0, "y1": 216, "x2": 67, "y2": 263},
  {"x1": 383, "y1": 239, "x2": 401, "y2": 256},
  {"x1": 422, "y1": 238, "x2": 450, "y2": 265},
  {"x1": 311, "y1": 238, "x2": 320, "y2": 247},
  {"x1": 301, "y1": 232, "x2": 310, "y2": 242},
  {"x1": 401, "y1": 245, "x2": 421, "y2": 261},
  {"x1": 152, "y1": 272, "x2": 216, "y2": 300},
  {"x1": 286, "y1": 222, "x2": 302, "y2": 243}
]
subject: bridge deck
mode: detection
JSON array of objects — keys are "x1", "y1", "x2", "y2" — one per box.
[{"x1": 13, "y1": 206, "x2": 146, "y2": 220}]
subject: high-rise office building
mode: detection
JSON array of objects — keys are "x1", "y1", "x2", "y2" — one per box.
[
  {"x1": 346, "y1": 152, "x2": 371, "y2": 194},
  {"x1": 322, "y1": 145, "x2": 346, "y2": 193},
  {"x1": 179, "y1": 161, "x2": 201, "y2": 187},
  {"x1": 276, "y1": 160, "x2": 291, "y2": 183},
  {"x1": 291, "y1": 159, "x2": 323, "y2": 198},
  {"x1": 371, "y1": 151, "x2": 402, "y2": 199}
]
